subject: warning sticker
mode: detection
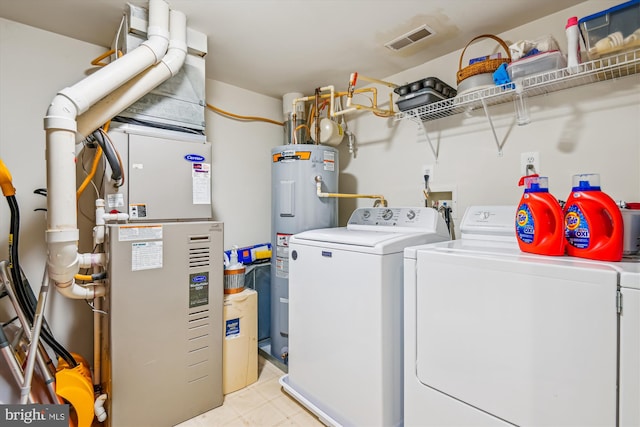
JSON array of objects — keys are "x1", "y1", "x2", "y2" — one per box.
[
  {"x1": 129, "y1": 204, "x2": 147, "y2": 219},
  {"x1": 118, "y1": 225, "x2": 163, "y2": 241},
  {"x1": 276, "y1": 233, "x2": 291, "y2": 278},
  {"x1": 323, "y1": 150, "x2": 335, "y2": 171}
]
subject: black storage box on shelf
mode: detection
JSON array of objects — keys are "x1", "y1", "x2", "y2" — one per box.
[{"x1": 394, "y1": 77, "x2": 457, "y2": 112}]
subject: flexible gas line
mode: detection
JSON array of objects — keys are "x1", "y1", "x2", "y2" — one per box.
[
  {"x1": 315, "y1": 176, "x2": 387, "y2": 207},
  {"x1": 76, "y1": 146, "x2": 103, "y2": 201},
  {"x1": 90, "y1": 49, "x2": 123, "y2": 67},
  {"x1": 206, "y1": 103, "x2": 283, "y2": 126}
]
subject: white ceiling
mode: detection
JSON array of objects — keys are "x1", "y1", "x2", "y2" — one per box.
[{"x1": 0, "y1": 0, "x2": 586, "y2": 99}]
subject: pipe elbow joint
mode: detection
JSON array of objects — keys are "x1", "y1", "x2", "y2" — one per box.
[
  {"x1": 44, "y1": 94, "x2": 78, "y2": 132},
  {"x1": 162, "y1": 48, "x2": 187, "y2": 77},
  {"x1": 56, "y1": 282, "x2": 105, "y2": 300},
  {"x1": 46, "y1": 230, "x2": 80, "y2": 285},
  {"x1": 142, "y1": 0, "x2": 170, "y2": 62},
  {"x1": 142, "y1": 35, "x2": 170, "y2": 64},
  {"x1": 161, "y1": 10, "x2": 187, "y2": 76},
  {"x1": 94, "y1": 394, "x2": 108, "y2": 423},
  {"x1": 78, "y1": 252, "x2": 106, "y2": 269}
]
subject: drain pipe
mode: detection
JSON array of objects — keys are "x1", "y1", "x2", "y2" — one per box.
[{"x1": 44, "y1": 0, "x2": 170, "y2": 290}]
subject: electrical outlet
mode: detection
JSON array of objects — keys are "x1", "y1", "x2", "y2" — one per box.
[
  {"x1": 520, "y1": 151, "x2": 540, "y2": 176},
  {"x1": 422, "y1": 164, "x2": 434, "y2": 180}
]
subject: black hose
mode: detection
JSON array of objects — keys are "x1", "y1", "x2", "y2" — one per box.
[
  {"x1": 6, "y1": 195, "x2": 77, "y2": 367},
  {"x1": 91, "y1": 129, "x2": 122, "y2": 183}
]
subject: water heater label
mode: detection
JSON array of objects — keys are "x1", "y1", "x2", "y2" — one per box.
[
  {"x1": 189, "y1": 271, "x2": 209, "y2": 308},
  {"x1": 276, "y1": 233, "x2": 291, "y2": 278},
  {"x1": 272, "y1": 151, "x2": 311, "y2": 162},
  {"x1": 225, "y1": 318, "x2": 240, "y2": 338},
  {"x1": 323, "y1": 151, "x2": 335, "y2": 171}
]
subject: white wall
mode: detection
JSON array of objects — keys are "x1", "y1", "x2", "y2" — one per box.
[
  {"x1": 206, "y1": 81, "x2": 282, "y2": 249},
  {"x1": 337, "y1": 0, "x2": 640, "y2": 235}
]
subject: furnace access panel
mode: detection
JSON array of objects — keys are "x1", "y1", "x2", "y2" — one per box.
[{"x1": 104, "y1": 127, "x2": 212, "y2": 221}]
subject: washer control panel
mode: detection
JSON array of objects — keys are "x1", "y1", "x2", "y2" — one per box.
[{"x1": 347, "y1": 207, "x2": 436, "y2": 228}]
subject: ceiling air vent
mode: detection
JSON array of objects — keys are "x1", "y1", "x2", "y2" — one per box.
[{"x1": 385, "y1": 24, "x2": 435, "y2": 51}]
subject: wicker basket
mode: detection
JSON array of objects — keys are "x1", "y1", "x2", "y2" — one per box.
[{"x1": 456, "y1": 34, "x2": 511, "y2": 85}]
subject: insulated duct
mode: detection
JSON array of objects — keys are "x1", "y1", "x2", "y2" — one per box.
[{"x1": 43, "y1": 0, "x2": 186, "y2": 290}]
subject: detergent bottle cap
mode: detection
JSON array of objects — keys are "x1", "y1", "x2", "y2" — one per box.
[
  {"x1": 523, "y1": 176, "x2": 549, "y2": 193},
  {"x1": 572, "y1": 173, "x2": 601, "y2": 191}
]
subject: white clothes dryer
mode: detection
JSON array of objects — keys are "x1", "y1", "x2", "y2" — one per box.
[
  {"x1": 280, "y1": 207, "x2": 450, "y2": 427},
  {"x1": 403, "y1": 205, "x2": 640, "y2": 426}
]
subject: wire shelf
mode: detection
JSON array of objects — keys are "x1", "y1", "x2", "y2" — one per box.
[{"x1": 395, "y1": 48, "x2": 640, "y2": 124}]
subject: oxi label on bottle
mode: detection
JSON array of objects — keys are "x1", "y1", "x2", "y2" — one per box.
[
  {"x1": 516, "y1": 175, "x2": 565, "y2": 256},
  {"x1": 516, "y1": 204, "x2": 535, "y2": 243},
  {"x1": 563, "y1": 173, "x2": 623, "y2": 262},
  {"x1": 564, "y1": 205, "x2": 590, "y2": 248}
]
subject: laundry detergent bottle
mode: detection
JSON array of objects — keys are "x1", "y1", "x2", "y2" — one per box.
[
  {"x1": 516, "y1": 175, "x2": 565, "y2": 256},
  {"x1": 564, "y1": 173, "x2": 623, "y2": 261}
]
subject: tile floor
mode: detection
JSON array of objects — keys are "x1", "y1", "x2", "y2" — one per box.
[{"x1": 176, "y1": 356, "x2": 324, "y2": 427}]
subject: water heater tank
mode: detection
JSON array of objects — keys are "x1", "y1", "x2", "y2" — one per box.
[{"x1": 271, "y1": 144, "x2": 338, "y2": 363}]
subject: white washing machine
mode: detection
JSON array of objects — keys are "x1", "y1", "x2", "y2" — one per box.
[
  {"x1": 404, "y1": 205, "x2": 640, "y2": 426},
  {"x1": 279, "y1": 207, "x2": 450, "y2": 427}
]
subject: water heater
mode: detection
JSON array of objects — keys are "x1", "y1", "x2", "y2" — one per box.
[{"x1": 271, "y1": 144, "x2": 338, "y2": 362}]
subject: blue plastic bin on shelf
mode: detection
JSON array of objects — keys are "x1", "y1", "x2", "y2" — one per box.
[{"x1": 579, "y1": 0, "x2": 640, "y2": 58}]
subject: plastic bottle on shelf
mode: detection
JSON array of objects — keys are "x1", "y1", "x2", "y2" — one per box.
[
  {"x1": 516, "y1": 175, "x2": 565, "y2": 256},
  {"x1": 566, "y1": 16, "x2": 581, "y2": 73},
  {"x1": 563, "y1": 173, "x2": 624, "y2": 261},
  {"x1": 223, "y1": 247, "x2": 246, "y2": 294}
]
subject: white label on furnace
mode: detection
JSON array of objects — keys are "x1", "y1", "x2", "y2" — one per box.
[
  {"x1": 192, "y1": 163, "x2": 211, "y2": 205},
  {"x1": 131, "y1": 241, "x2": 163, "y2": 271},
  {"x1": 323, "y1": 150, "x2": 335, "y2": 171},
  {"x1": 118, "y1": 225, "x2": 163, "y2": 241},
  {"x1": 107, "y1": 193, "x2": 125, "y2": 208}
]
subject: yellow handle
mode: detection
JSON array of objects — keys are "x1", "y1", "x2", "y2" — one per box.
[{"x1": 0, "y1": 158, "x2": 16, "y2": 197}]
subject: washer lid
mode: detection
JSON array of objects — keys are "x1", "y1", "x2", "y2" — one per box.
[{"x1": 405, "y1": 239, "x2": 640, "y2": 289}]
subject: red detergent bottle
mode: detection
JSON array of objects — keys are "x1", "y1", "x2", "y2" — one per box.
[
  {"x1": 516, "y1": 175, "x2": 565, "y2": 256},
  {"x1": 564, "y1": 173, "x2": 624, "y2": 261}
]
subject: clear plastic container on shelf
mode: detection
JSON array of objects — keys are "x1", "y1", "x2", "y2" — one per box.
[
  {"x1": 579, "y1": 0, "x2": 640, "y2": 59},
  {"x1": 507, "y1": 50, "x2": 567, "y2": 80}
]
